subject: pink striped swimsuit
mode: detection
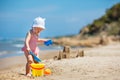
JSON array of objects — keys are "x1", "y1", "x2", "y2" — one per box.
[{"x1": 22, "y1": 31, "x2": 39, "y2": 55}]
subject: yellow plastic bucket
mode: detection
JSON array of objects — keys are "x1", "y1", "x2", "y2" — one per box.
[{"x1": 30, "y1": 63, "x2": 45, "y2": 77}]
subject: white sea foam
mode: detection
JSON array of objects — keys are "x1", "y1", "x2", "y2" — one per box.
[
  {"x1": 0, "y1": 51, "x2": 8, "y2": 56},
  {"x1": 13, "y1": 44, "x2": 24, "y2": 48},
  {"x1": 16, "y1": 51, "x2": 23, "y2": 54}
]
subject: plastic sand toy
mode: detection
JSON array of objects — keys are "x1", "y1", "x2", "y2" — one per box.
[
  {"x1": 29, "y1": 51, "x2": 41, "y2": 62},
  {"x1": 44, "y1": 40, "x2": 53, "y2": 46},
  {"x1": 30, "y1": 63, "x2": 45, "y2": 77},
  {"x1": 44, "y1": 68, "x2": 51, "y2": 75}
]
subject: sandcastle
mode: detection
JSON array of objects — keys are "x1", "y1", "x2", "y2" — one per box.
[{"x1": 54, "y1": 46, "x2": 84, "y2": 60}]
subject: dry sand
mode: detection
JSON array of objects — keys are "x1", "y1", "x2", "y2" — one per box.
[{"x1": 0, "y1": 42, "x2": 120, "y2": 80}]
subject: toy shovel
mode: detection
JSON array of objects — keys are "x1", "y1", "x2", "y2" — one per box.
[
  {"x1": 29, "y1": 51, "x2": 41, "y2": 62},
  {"x1": 44, "y1": 40, "x2": 53, "y2": 46}
]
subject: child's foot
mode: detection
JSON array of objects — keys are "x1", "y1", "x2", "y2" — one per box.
[
  {"x1": 26, "y1": 73, "x2": 34, "y2": 79},
  {"x1": 26, "y1": 73, "x2": 31, "y2": 77}
]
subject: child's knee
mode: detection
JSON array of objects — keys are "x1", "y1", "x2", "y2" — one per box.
[
  {"x1": 28, "y1": 59, "x2": 33, "y2": 64},
  {"x1": 27, "y1": 55, "x2": 33, "y2": 64}
]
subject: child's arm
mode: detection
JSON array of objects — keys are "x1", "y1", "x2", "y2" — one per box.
[
  {"x1": 37, "y1": 38, "x2": 48, "y2": 43},
  {"x1": 25, "y1": 32, "x2": 31, "y2": 51},
  {"x1": 38, "y1": 38, "x2": 53, "y2": 46}
]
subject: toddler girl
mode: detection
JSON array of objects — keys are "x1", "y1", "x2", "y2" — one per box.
[{"x1": 22, "y1": 17, "x2": 48, "y2": 76}]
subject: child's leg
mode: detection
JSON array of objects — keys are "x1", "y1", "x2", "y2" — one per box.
[{"x1": 24, "y1": 51, "x2": 34, "y2": 76}]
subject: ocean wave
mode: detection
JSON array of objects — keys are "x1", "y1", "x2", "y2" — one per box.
[
  {"x1": 13, "y1": 44, "x2": 24, "y2": 48},
  {"x1": 0, "y1": 51, "x2": 8, "y2": 56},
  {"x1": 16, "y1": 51, "x2": 23, "y2": 54},
  {"x1": 0, "y1": 50, "x2": 24, "y2": 58},
  {"x1": 0, "y1": 38, "x2": 24, "y2": 44}
]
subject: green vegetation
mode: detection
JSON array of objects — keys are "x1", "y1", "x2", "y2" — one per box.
[{"x1": 80, "y1": 3, "x2": 120, "y2": 36}]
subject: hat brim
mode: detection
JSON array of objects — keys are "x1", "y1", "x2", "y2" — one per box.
[{"x1": 32, "y1": 25, "x2": 45, "y2": 29}]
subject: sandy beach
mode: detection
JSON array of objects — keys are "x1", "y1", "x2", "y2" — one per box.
[{"x1": 0, "y1": 42, "x2": 120, "y2": 80}]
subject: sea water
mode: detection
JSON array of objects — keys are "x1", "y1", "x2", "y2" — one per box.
[{"x1": 0, "y1": 38, "x2": 62, "y2": 59}]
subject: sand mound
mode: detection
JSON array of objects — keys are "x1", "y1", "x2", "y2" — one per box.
[{"x1": 44, "y1": 57, "x2": 120, "y2": 80}]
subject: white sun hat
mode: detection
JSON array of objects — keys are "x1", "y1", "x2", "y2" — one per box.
[{"x1": 32, "y1": 17, "x2": 46, "y2": 29}]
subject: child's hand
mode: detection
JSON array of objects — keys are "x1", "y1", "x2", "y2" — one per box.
[
  {"x1": 27, "y1": 47, "x2": 31, "y2": 52},
  {"x1": 44, "y1": 40, "x2": 53, "y2": 46}
]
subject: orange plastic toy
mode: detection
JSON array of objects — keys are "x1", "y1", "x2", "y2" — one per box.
[{"x1": 44, "y1": 68, "x2": 51, "y2": 75}]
